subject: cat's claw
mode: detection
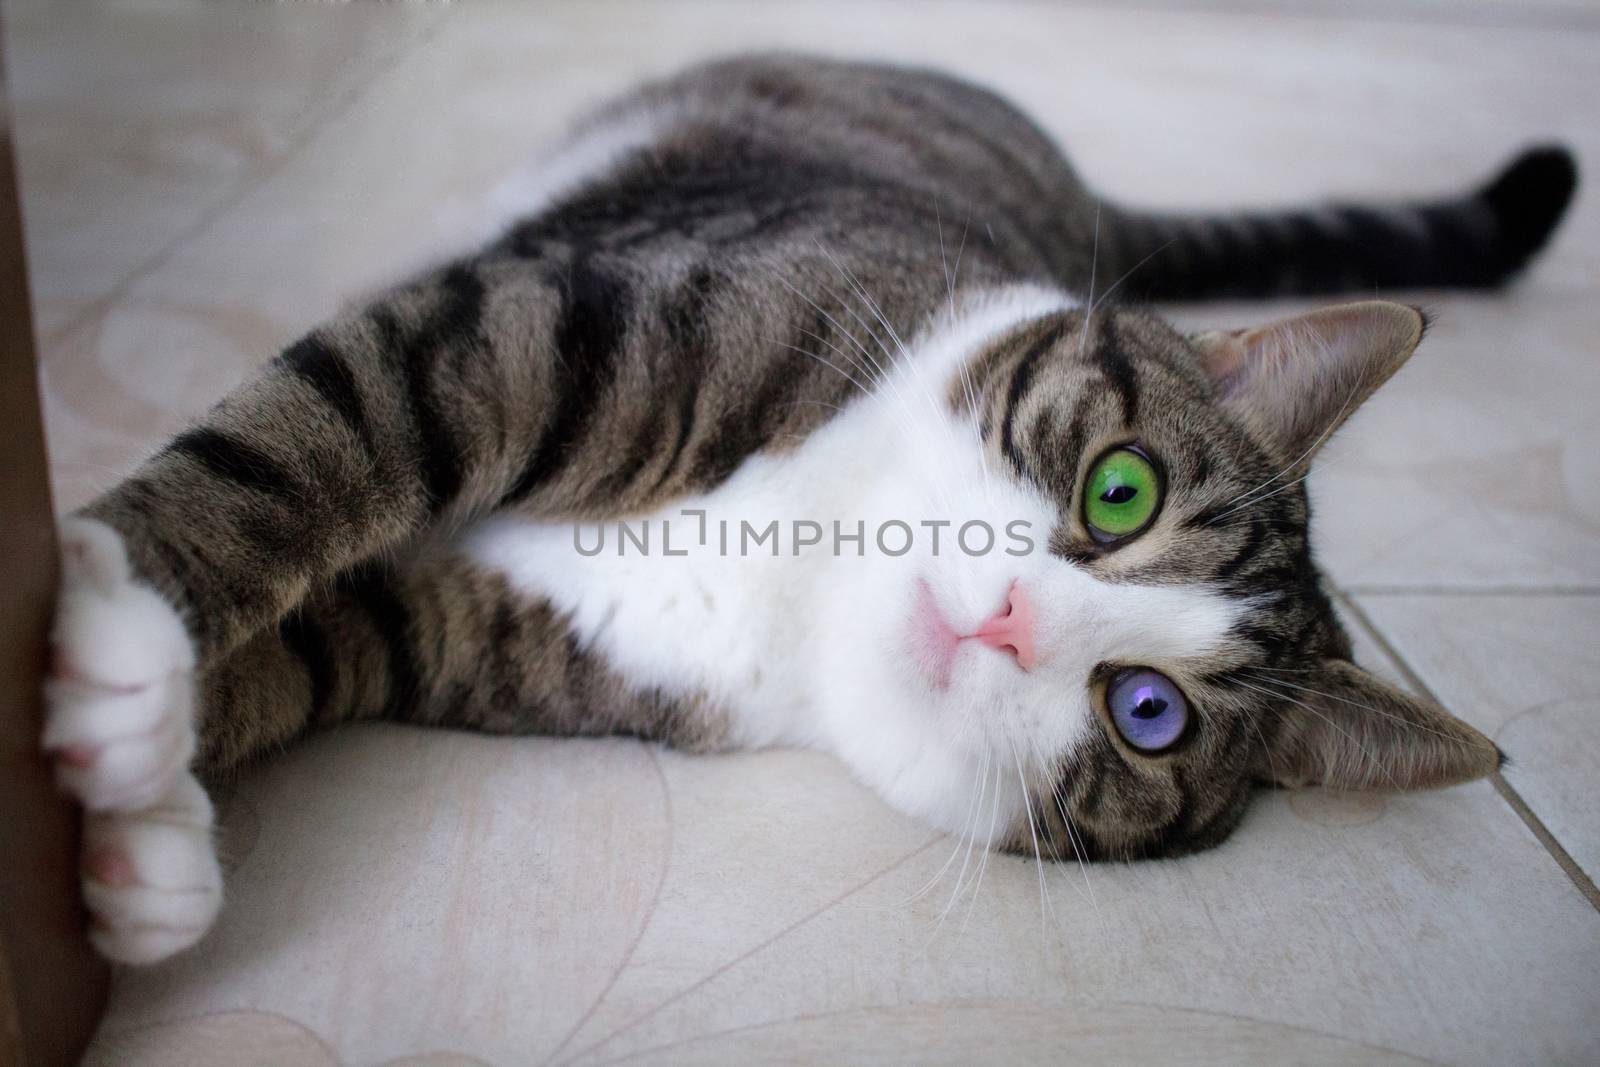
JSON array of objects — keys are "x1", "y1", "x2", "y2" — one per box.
[{"x1": 45, "y1": 517, "x2": 220, "y2": 963}]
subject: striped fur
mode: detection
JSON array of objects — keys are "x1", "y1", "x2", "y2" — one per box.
[{"x1": 1101, "y1": 147, "x2": 1577, "y2": 300}]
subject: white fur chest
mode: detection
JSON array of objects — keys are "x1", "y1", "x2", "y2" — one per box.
[{"x1": 459, "y1": 442, "x2": 849, "y2": 749}]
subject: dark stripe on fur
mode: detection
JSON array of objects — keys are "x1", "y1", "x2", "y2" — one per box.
[
  {"x1": 1093, "y1": 320, "x2": 1139, "y2": 424},
  {"x1": 278, "y1": 609, "x2": 334, "y2": 721},
  {"x1": 372, "y1": 307, "x2": 456, "y2": 515},
  {"x1": 998, "y1": 319, "x2": 1065, "y2": 476},
  {"x1": 501, "y1": 257, "x2": 633, "y2": 505},
  {"x1": 650, "y1": 269, "x2": 721, "y2": 494},
  {"x1": 279, "y1": 335, "x2": 371, "y2": 450},
  {"x1": 487, "y1": 599, "x2": 525, "y2": 716},
  {"x1": 1214, "y1": 519, "x2": 1269, "y2": 585},
  {"x1": 337, "y1": 563, "x2": 422, "y2": 717},
  {"x1": 688, "y1": 326, "x2": 814, "y2": 488},
  {"x1": 168, "y1": 428, "x2": 297, "y2": 500}
]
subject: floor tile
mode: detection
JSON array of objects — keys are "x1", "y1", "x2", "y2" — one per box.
[
  {"x1": 5, "y1": 0, "x2": 440, "y2": 342},
  {"x1": 86, "y1": 720, "x2": 1600, "y2": 1067},
  {"x1": 1353, "y1": 593, "x2": 1600, "y2": 883}
]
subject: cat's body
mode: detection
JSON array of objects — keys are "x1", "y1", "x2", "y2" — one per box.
[{"x1": 45, "y1": 56, "x2": 1576, "y2": 964}]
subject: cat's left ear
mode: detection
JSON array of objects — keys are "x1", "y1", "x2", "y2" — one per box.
[
  {"x1": 1191, "y1": 300, "x2": 1425, "y2": 468},
  {"x1": 1252, "y1": 659, "x2": 1500, "y2": 792}
]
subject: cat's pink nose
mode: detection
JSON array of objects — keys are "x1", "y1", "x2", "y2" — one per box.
[{"x1": 971, "y1": 582, "x2": 1036, "y2": 670}]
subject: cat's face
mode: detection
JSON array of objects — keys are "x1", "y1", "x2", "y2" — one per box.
[{"x1": 819, "y1": 298, "x2": 1499, "y2": 861}]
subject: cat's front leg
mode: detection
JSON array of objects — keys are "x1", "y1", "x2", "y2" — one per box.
[{"x1": 44, "y1": 517, "x2": 221, "y2": 964}]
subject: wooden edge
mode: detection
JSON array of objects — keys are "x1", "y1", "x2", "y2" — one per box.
[{"x1": 0, "y1": 12, "x2": 111, "y2": 1066}]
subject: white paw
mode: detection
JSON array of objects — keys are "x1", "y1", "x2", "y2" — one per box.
[
  {"x1": 46, "y1": 517, "x2": 221, "y2": 963},
  {"x1": 82, "y1": 775, "x2": 222, "y2": 965},
  {"x1": 45, "y1": 517, "x2": 197, "y2": 812}
]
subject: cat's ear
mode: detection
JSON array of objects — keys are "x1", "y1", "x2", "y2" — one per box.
[
  {"x1": 1252, "y1": 659, "x2": 1500, "y2": 792},
  {"x1": 1191, "y1": 300, "x2": 1425, "y2": 467}
]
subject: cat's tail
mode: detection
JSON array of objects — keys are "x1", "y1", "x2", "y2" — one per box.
[{"x1": 1097, "y1": 145, "x2": 1577, "y2": 300}]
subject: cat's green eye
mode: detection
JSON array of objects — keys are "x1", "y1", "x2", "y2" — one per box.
[{"x1": 1084, "y1": 446, "x2": 1161, "y2": 541}]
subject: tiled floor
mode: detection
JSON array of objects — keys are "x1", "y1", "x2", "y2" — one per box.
[{"x1": 8, "y1": 1, "x2": 1598, "y2": 1064}]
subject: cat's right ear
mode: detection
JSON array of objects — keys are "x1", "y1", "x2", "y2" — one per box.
[
  {"x1": 1251, "y1": 658, "x2": 1501, "y2": 792},
  {"x1": 1190, "y1": 300, "x2": 1426, "y2": 471}
]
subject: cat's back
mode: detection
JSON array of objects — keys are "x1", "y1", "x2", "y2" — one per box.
[{"x1": 484, "y1": 53, "x2": 1085, "y2": 273}]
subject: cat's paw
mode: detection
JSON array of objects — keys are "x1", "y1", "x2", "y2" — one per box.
[
  {"x1": 81, "y1": 774, "x2": 222, "y2": 964},
  {"x1": 44, "y1": 517, "x2": 197, "y2": 811},
  {"x1": 46, "y1": 518, "x2": 221, "y2": 962}
]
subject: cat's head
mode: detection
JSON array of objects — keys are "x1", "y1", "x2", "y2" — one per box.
[{"x1": 823, "y1": 295, "x2": 1498, "y2": 861}]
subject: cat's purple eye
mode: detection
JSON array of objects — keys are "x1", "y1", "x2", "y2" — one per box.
[{"x1": 1106, "y1": 668, "x2": 1189, "y2": 752}]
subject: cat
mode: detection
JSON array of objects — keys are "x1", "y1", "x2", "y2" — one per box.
[{"x1": 44, "y1": 55, "x2": 1576, "y2": 965}]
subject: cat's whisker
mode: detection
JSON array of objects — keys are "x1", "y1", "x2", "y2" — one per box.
[
  {"x1": 816, "y1": 241, "x2": 912, "y2": 359},
  {"x1": 813, "y1": 244, "x2": 935, "y2": 422},
  {"x1": 805, "y1": 261, "x2": 901, "y2": 380},
  {"x1": 1211, "y1": 382, "x2": 1361, "y2": 514},
  {"x1": 1009, "y1": 736, "x2": 1060, "y2": 938},
  {"x1": 789, "y1": 321, "x2": 888, "y2": 393},
  {"x1": 772, "y1": 273, "x2": 892, "y2": 385},
  {"x1": 949, "y1": 215, "x2": 970, "y2": 312},
  {"x1": 903, "y1": 748, "x2": 987, "y2": 909},
  {"x1": 929, "y1": 758, "x2": 988, "y2": 943},
  {"x1": 959, "y1": 754, "x2": 1004, "y2": 936},
  {"x1": 815, "y1": 240, "x2": 971, "y2": 515},
  {"x1": 819, "y1": 238, "x2": 993, "y2": 534},
  {"x1": 1240, "y1": 707, "x2": 1285, "y2": 788},
  {"x1": 814, "y1": 242, "x2": 942, "y2": 418},
  {"x1": 778, "y1": 398, "x2": 847, "y2": 415},
  {"x1": 759, "y1": 337, "x2": 873, "y2": 398},
  {"x1": 1243, "y1": 670, "x2": 1472, "y2": 745},
  {"x1": 1084, "y1": 235, "x2": 1178, "y2": 318},
  {"x1": 1049, "y1": 759, "x2": 1100, "y2": 918},
  {"x1": 759, "y1": 333, "x2": 925, "y2": 452},
  {"x1": 760, "y1": 313, "x2": 931, "y2": 468},
  {"x1": 1078, "y1": 203, "x2": 1101, "y2": 359},
  {"x1": 935, "y1": 198, "x2": 955, "y2": 319},
  {"x1": 1204, "y1": 466, "x2": 1316, "y2": 527},
  {"x1": 797, "y1": 261, "x2": 938, "y2": 478},
  {"x1": 957, "y1": 359, "x2": 995, "y2": 513},
  {"x1": 772, "y1": 352, "x2": 935, "y2": 499},
  {"x1": 933, "y1": 747, "x2": 992, "y2": 937},
  {"x1": 940, "y1": 221, "x2": 998, "y2": 515},
  {"x1": 1204, "y1": 443, "x2": 1359, "y2": 533}
]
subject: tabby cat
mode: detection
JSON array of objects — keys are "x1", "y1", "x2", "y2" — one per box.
[{"x1": 45, "y1": 56, "x2": 1576, "y2": 964}]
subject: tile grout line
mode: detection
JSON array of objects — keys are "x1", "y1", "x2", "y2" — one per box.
[
  {"x1": 1486, "y1": 776, "x2": 1600, "y2": 911},
  {"x1": 1336, "y1": 591, "x2": 1600, "y2": 913}
]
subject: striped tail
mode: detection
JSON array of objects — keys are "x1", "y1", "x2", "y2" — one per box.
[{"x1": 1100, "y1": 146, "x2": 1577, "y2": 300}]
